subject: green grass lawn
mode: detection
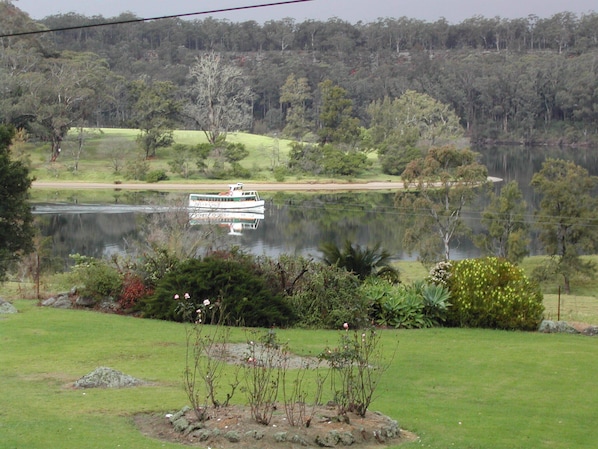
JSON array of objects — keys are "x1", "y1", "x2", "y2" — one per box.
[{"x1": 1, "y1": 300, "x2": 597, "y2": 449}]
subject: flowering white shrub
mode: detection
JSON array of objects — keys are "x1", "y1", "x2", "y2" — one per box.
[{"x1": 427, "y1": 260, "x2": 453, "y2": 286}]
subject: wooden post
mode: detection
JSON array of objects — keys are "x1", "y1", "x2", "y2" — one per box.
[{"x1": 557, "y1": 286, "x2": 561, "y2": 321}]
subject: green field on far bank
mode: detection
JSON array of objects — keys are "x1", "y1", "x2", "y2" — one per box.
[
  {"x1": 1, "y1": 299, "x2": 597, "y2": 449},
  {"x1": 23, "y1": 128, "x2": 395, "y2": 184}
]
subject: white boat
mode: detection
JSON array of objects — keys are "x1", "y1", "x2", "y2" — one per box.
[{"x1": 188, "y1": 183, "x2": 265, "y2": 211}]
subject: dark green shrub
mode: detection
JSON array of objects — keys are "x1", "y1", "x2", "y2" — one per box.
[
  {"x1": 253, "y1": 254, "x2": 369, "y2": 329},
  {"x1": 145, "y1": 169, "x2": 168, "y2": 183},
  {"x1": 319, "y1": 239, "x2": 399, "y2": 282},
  {"x1": 289, "y1": 264, "x2": 366, "y2": 329},
  {"x1": 136, "y1": 247, "x2": 180, "y2": 288},
  {"x1": 273, "y1": 165, "x2": 287, "y2": 182},
  {"x1": 379, "y1": 144, "x2": 421, "y2": 176},
  {"x1": 253, "y1": 254, "x2": 314, "y2": 297},
  {"x1": 68, "y1": 254, "x2": 122, "y2": 302},
  {"x1": 139, "y1": 257, "x2": 295, "y2": 327},
  {"x1": 320, "y1": 145, "x2": 372, "y2": 176},
  {"x1": 446, "y1": 257, "x2": 544, "y2": 330}
]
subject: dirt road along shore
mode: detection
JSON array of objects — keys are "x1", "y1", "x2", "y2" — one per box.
[{"x1": 32, "y1": 178, "x2": 502, "y2": 192}]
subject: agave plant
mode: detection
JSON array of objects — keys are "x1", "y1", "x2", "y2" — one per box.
[
  {"x1": 364, "y1": 280, "x2": 450, "y2": 329},
  {"x1": 420, "y1": 282, "x2": 451, "y2": 325}
]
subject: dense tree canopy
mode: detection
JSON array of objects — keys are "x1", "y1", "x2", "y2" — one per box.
[
  {"x1": 0, "y1": 125, "x2": 34, "y2": 281},
  {"x1": 128, "y1": 79, "x2": 181, "y2": 158},
  {"x1": 366, "y1": 91, "x2": 464, "y2": 175},
  {"x1": 2, "y1": 2, "x2": 598, "y2": 146},
  {"x1": 317, "y1": 80, "x2": 360, "y2": 146},
  {"x1": 475, "y1": 181, "x2": 530, "y2": 264},
  {"x1": 531, "y1": 159, "x2": 598, "y2": 293}
]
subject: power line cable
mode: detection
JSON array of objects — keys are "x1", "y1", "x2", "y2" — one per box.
[{"x1": 0, "y1": 0, "x2": 314, "y2": 38}]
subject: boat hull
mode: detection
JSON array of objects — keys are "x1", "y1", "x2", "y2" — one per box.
[{"x1": 188, "y1": 200, "x2": 265, "y2": 211}]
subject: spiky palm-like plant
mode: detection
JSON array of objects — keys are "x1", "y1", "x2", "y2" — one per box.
[{"x1": 319, "y1": 240, "x2": 399, "y2": 282}]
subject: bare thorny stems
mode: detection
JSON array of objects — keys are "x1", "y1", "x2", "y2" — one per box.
[
  {"x1": 180, "y1": 298, "x2": 241, "y2": 422},
  {"x1": 180, "y1": 305, "x2": 394, "y2": 426},
  {"x1": 281, "y1": 357, "x2": 328, "y2": 427},
  {"x1": 242, "y1": 329, "x2": 286, "y2": 425},
  {"x1": 319, "y1": 328, "x2": 394, "y2": 418}
]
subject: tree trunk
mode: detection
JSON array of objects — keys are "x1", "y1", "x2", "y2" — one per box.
[{"x1": 563, "y1": 274, "x2": 571, "y2": 295}]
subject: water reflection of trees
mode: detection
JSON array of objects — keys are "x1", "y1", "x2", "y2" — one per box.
[
  {"x1": 478, "y1": 144, "x2": 598, "y2": 210},
  {"x1": 260, "y1": 192, "x2": 410, "y2": 259},
  {"x1": 38, "y1": 213, "x2": 139, "y2": 270}
]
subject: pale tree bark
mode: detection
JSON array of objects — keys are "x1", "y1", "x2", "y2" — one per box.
[{"x1": 185, "y1": 53, "x2": 253, "y2": 145}]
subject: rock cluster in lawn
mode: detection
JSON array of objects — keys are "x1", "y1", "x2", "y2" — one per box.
[
  {"x1": 539, "y1": 320, "x2": 579, "y2": 334},
  {"x1": 74, "y1": 367, "x2": 146, "y2": 389},
  {"x1": 538, "y1": 320, "x2": 598, "y2": 335},
  {"x1": 40, "y1": 288, "x2": 121, "y2": 313},
  {"x1": 581, "y1": 326, "x2": 598, "y2": 336}
]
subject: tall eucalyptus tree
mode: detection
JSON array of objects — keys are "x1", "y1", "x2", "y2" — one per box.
[
  {"x1": 397, "y1": 145, "x2": 490, "y2": 265},
  {"x1": 531, "y1": 159, "x2": 598, "y2": 294}
]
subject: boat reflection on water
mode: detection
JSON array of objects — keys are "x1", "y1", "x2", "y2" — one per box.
[{"x1": 189, "y1": 210, "x2": 265, "y2": 235}]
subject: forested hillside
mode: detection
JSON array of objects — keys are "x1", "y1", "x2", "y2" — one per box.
[{"x1": 1, "y1": 1, "x2": 597, "y2": 147}]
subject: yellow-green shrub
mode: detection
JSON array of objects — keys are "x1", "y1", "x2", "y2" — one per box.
[{"x1": 446, "y1": 257, "x2": 544, "y2": 330}]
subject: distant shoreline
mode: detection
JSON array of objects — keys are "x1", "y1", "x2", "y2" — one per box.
[{"x1": 32, "y1": 177, "x2": 502, "y2": 192}]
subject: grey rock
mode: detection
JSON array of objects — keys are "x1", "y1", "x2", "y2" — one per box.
[
  {"x1": 172, "y1": 417, "x2": 189, "y2": 433},
  {"x1": 183, "y1": 421, "x2": 204, "y2": 435},
  {"x1": 41, "y1": 297, "x2": 57, "y2": 307},
  {"x1": 53, "y1": 297, "x2": 73, "y2": 309},
  {"x1": 191, "y1": 429, "x2": 212, "y2": 441},
  {"x1": 75, "y1": 296, "x2": 96, "y2": 307},
  {"x1": 98, "y1": 300, "x2": 120, "y2": 312},
  {"x1": 0, "y1": 299, "x2": 17, "y2": 314},
  {"x1": 338, "y1": 431, "x2": 355, "y2": 445},
  {"x1": 273, "y1": 431, "x2": 288, "y2": 442},
  {"x1": 380, "y1": 419, "x2": 400, "y2": 438},
  {"x1": 245, "y1": 429, "x2": 264, "y2": 440},
  {"x1": 582, "y1": 326, "x2": 598, "y2": 336},
  {"x1": 315, "y1": 430, "x2": 340, "y2": 447},
  {"x1": 170, "y1": 406, "x2": 191, "y2": 422},
  {"x1": 290, "y1": 434, "x2": 310, "y2": 446},
  {"x1": 224, "y1": 430, "x2": 241, "y2": 442}
]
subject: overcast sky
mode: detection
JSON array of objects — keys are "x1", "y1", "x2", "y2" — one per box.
[{"x1": 15, "y1": 0, "x2": 597, "y2": 24}]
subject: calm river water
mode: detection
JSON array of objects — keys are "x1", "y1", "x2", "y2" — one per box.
[{"x1": 31, "y1": 144, "x2": 598, "y2": 269}]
